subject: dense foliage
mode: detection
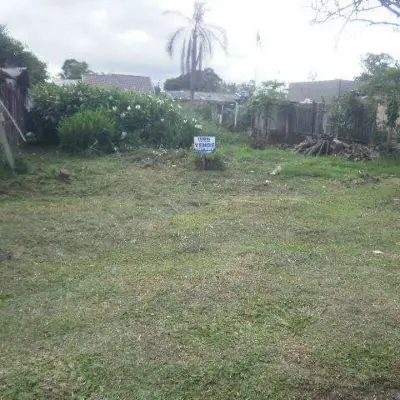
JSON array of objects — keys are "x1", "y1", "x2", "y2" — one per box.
[
  {"x1": 0, "y1": 25, "x2": 47, "y2": 84},
  {"x1": 357, "y1": 53, "x2": 400, "y2": 145},
  {"x1": 164, "y1": 68, "x2": 222, "y2": 92},
  {"x1": 59, "y1": 109, "x2": 117, "y2": 153},
  {"x1": 30, "y1": 83, "x2": 203, "y2": 151},
  {"x1": 329, "y1": 91, "x2": 377, "y2": 143}
]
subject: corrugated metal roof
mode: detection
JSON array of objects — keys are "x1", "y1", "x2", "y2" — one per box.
[
  {"x1": 53, "y1": 78, "x2": 80, "y2": 86},
  {"x1": 82, "y1": 73, "x2": 154, "y2": 93},
  {"x1": 0, "y1": 67, "x2": 27, "y2": 79},
  {"x1": 165, "y1": 90, "x2": 239, "y2": 103},
  {"x1": 287, "y1": 80, "x2": 356, "y2": 104}
]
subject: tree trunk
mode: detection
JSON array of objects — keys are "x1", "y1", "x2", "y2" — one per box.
[{"x1": 190, "y1": 28, "x2": 198, "y2": 103}]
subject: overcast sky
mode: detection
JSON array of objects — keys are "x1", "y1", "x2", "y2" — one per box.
[{"x1": 2, "y1": 0, "x2": 400, "y2": 84}]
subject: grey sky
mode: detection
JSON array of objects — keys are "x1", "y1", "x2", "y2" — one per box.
[{"x1": 3, "y1": 0, "x2": 400, "y2": 84}]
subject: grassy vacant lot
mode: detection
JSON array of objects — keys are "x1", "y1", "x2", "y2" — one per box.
[{"x1": 1, "y1": 145, "x2": 400, "y2": 399}]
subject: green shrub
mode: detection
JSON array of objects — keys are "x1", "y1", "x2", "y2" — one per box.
[
  {"x1": 30, "y1": 83, "x2": 111, "y2": 144},
  {"x1": 193, "y1": 151, "x2": 226, "y2": 171},
  {"x1": 59, "y1": 109, "x2": 117, "y2": 153}
]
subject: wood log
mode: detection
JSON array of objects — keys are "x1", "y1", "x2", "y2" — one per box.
[
  {"x1": 306, "y1": 140, "x2": 324, "y2": 156},
  {"x1": 317, "y1": 140, "x2": 327, "y2": 156},
  {"x1": 326, "y1": 140, "x2": 331, "y2": 155},
  {"x1": 295, "y1": 142, "x2": 309, "y2": 152},
  {"x1": 294, "y1": 142, "x2": 307, "y2": 151}
]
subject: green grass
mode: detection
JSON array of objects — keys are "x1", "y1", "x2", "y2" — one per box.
[{"x1": 1, "y1": 146, "x2": 400, "y2": 399}]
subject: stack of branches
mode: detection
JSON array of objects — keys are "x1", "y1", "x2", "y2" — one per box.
[{"x1": 294, "y1": 136, "x2": 374, "y2": 161}]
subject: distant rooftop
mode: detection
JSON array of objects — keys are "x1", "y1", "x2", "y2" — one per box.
[
  {"x1": 287, "y1": 79, "x2": 356, "y2": 104},
  {"x1": 165, "y1": 90, "x2": 240, "y2": 103},
  {"x1": 82, "y1": 73, "x2": 154, "y2": 94}
]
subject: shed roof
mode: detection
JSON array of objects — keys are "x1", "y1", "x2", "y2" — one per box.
[
  {"x1": 165, "y1": 90, "x2": 239, "y2": 103},
  {"x1": 82, "y1": 73, "x2": 154, "y2": 93},
  {"x1": 0, "y1": 67, "x2": 27, "y2": 79}
]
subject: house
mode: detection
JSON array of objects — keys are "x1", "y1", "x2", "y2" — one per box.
[
  {"x1": 287, "y1": 79, "x2": 356, "y2": 104},
  {"x1": 0, "y1": 67, "x2": 30, "y2": 145},
  {"x1": 82, "y1": 73, "x2": 154, "y2": 94}
]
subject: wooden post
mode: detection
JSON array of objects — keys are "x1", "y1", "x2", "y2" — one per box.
[
  {"x1": 234, "y1": 102, "x2": 239, "y2": 129},
  {"x1": 220, "y1": 103, "x2": 224, "y2": 125},
  {"x1": 311, "y1": 101, "x2": 317, "y2": 135},
  {"x1": 0, "y1": 111, "x2": 14, "y2": 170}
]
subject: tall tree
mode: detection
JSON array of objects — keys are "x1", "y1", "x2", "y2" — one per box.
[
  {"x1": 164, "y1": 2, "x2": 228, "y2": 101},
  {"x1": 60, "y1": 59, "x2": 91, "y2": 79},
  {"x1": 312, "y1": 0, "x2": 400, "y2": 28},
  {"x1": 0, "y1": 25, "x2": 47, "y2": 85},
  {"x1": 357, "y1": 53, "x2": 400, "y2": 146}
]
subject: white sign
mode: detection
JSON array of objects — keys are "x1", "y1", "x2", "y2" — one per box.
[{"x1": 194, "y1": 136, "x2": 216, "y2": 155}]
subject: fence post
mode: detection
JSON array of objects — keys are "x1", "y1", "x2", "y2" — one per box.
[
  {"x1": 0, "y1": 111, "x2": 14, "y2": 170},
  {"x1": 311, "y1": 101, "x2": 317, "y2": 135}
]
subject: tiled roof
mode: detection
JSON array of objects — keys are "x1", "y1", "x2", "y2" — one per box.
[
  {"x1": 82, "y1": 73, "x2": 154, "y2": 93},
  {"x1": 165, "y1": 90, "x2": 239, "y2": 103}
]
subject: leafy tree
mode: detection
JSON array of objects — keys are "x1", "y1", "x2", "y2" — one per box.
[
  {"x1": 248, "y1": 80, "x2": 287, "y2": 113},
  {"x1": 60, "y1": 59, "x2": 91, "y2": 79},
  {"x1": 312, "y1": 0, "x2": 400, "y2": 28},
  {"x1": 217, "y1": 80, "x2": 257, "y2": 96},
  {"x1": 357, "y1": 53, "x2": 400, "y2": 146},
  {"x1": 164, "y1": 2, "x2": 227, "y2": 101},
  {"x1": 0, "y1": 25, "x2": 47, "y2": 84},
  {"x1": 164, "y1": 67, "x2": 222, "y2": 91}
]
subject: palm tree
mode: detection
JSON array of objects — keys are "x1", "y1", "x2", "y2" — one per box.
[{"x1": 164, "y1": 2, "x2": 228, "y2": 101}]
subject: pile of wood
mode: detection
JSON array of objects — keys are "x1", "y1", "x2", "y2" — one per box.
[{"x1": 294, "y1": 137, "x2": 375, "y2": 161}]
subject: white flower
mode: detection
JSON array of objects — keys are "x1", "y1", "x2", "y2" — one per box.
[
  {"x1": 120, "y1": 112, "x2": 126, "y2": 118},
  {"x1": 121, "y1": 131, "x2": 127, "y2": 139},
  {"x1": 183, "y1": 119, "x2": 187, "y2": 124},
  {"x1": 161, "y1": 118, "x2": 165, "y2": 122},
  {"x1": 178, "y1": 105, "x2": 182, "y2": 109},
  {"x1": 109, "y1": 96, "x2": 113, "y2": 100},
  {"x1": 195, "y1": 124, "x2": 203, "y2": 130},
  {"x1": 127, "y1": 106, "x2": 131, "y2": 111},
  {"x1": 112, "y1": 106, "x2": 117, "y2": 111},
  {"x1": 135, "y1": 105, "x2": 141, "y2": 110},
  {"x1": 192, "y1": 118, "x2": 197, "y2": 123}
]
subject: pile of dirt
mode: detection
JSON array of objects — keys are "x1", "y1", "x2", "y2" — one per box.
[{"x1": 294, "y1": 137, "x2": 377, "y2": 161}]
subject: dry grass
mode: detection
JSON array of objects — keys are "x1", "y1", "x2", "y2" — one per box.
[{"x1": 1, "y1": 147, "x2": 400, "y2": 399}]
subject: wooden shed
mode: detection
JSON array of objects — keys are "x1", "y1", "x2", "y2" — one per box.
[{"x1": 0, "y1": 67, "x2": 30, "y2": 146}]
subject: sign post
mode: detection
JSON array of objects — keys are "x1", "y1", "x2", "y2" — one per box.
[{"x1": 194, "y1": 136, "x2": 216, "y2": 170}]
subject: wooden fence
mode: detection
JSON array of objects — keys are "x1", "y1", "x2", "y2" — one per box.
[
  {"x1": 253, "y1": 101, "x2": 375, "y2": 145},
  {"x1": 0, "y1": 79, "x2": 27, "y2": 146}
]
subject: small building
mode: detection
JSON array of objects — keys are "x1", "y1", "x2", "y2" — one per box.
[
  {"x1": 287, "y1": 79, "x2": 356, "y2": 105},
  {"x1": 0, "y1": 67, "x2": 30, "y2": 145},
  {"x1": 82, "y1": 73, "x2": 154, "y2": 94}
]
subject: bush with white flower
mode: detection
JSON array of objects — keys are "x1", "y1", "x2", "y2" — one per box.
[{"x1": 30, "y1": 82, "x2": 203, "y2": 150}]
